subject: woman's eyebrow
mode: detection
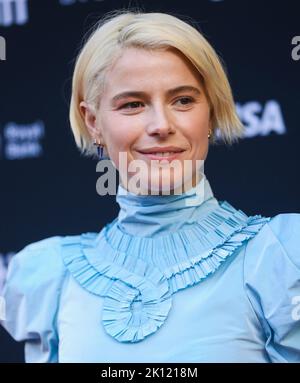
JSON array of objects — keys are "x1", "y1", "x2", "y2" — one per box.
[{"x1": 111, "y1": 85, "x2": 201, "y2": 104}]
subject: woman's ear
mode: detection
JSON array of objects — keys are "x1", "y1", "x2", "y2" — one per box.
[
  {"x1": 209, "y1": 109, "x2": 214, "y2": 134},
  {"x1": 80, "y1": 101, "x2": 98, "y2": 139}
]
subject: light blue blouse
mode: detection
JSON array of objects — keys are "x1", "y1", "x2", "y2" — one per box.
[{"x1": 1, "y1": 176, "x2": 300, "y2": 363}]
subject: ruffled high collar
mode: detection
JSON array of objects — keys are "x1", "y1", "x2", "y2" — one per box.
[
  {"x1": 61, "y1": 174, "x2": 271, "y2": 344},
  {"x1": 115, "y1": 175, "x2": 219, "y2": 237}
]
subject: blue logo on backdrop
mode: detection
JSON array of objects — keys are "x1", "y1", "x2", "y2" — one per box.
[
  {"x1": 0, "y1": 121, "x2": 45, "y2": 160},
  {"x1": 0, "y1": 0, "x2": 28, "y2": 27}
]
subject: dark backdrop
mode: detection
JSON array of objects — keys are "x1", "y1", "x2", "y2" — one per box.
[{"x1": 0, "y1": 0, "x2": 299, "y2": 362}]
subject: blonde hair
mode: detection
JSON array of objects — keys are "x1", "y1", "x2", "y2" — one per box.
[{"x1": 69, "y1": 9, "x2": 244, "y2": 158}]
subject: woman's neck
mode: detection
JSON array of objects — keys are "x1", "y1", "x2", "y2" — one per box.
[{"x1": 115, "y1": 174, "x2": 219, "y2": 237}]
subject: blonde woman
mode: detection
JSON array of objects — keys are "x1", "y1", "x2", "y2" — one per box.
[{"x1": 1, "y1": 10, "x2": 300, "y2": 363}]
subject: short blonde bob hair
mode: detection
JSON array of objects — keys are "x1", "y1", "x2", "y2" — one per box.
[{"x1": 69, "y1": 9, "x2": 244, "y2": 158}]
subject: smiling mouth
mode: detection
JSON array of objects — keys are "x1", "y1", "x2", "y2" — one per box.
[{"x1": 136, "y1": 150, "x2": 185, "y2": 161}]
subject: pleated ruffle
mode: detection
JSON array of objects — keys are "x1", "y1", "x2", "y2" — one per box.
[{"x1": 61, "y1": 201, "x2": 271, "y2": 343}]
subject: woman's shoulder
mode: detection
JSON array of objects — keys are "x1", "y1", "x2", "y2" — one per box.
[
  {"x1": 3, "y1": 235, "x2": 66, "y2": 289},
  {"x1": 244, "y1": 211, "x2": 300, "y2": 268},
  {"x1": 245, "y1": 212, "x2": 300, "y2": 266},
  {"x1": 1, "y1": 235, "x2": 72, "y2": 319},
  {"x1": 7, "y1": 232, "x2": 95, "y2": 270},
  {"x1": 5, "y1": 235, "x2": 74, "y2": 280},
  {"x1": 2, "y1": 232, "x2": 98, "y2": 292},
  {"x1": 266, "y1": 212, "x2": 300, "y2": 257}
]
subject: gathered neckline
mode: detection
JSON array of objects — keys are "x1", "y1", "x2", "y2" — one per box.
[
  {"x1": 61, "y1": 193, "x2": 271, "y2": 343},
  {"x1": 114, "y1": 175, "x2": 219, "y2": 237}
]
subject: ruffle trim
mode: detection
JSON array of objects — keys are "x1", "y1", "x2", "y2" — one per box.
[{"x1": 61, "y1": 201, "x2": 271, "y2": 343}]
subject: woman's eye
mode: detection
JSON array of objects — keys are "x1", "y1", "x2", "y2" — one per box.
[
  {"x1": 175, "y1": 97, "x2": 194, "y2": 106},
  {"x1": 120, "y1": 97, "x2": 194, "y2": 110},
  {"x1": 121, "y1": 101, "x2": 144, "y2": 109}
]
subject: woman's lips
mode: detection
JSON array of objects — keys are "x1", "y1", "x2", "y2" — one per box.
[{"x1": 136, "y1": 150, "x2": 185, "y2": 162}]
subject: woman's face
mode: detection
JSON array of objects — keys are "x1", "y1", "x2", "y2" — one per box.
[{"x1": 81, "y1": 47, "x2": 212, "y2": 195}]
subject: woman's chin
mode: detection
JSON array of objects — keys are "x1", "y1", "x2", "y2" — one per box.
[
  {"x1": 140, "y1": 173, "x2": 190, "y2": 195},
  {"x1": 123, "y1": 166, "x2": 199, "y2": 195}
]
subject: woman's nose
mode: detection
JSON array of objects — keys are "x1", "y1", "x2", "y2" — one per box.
[{"x1": 145, "y1": 105, "x2": 175, "y2": 137}]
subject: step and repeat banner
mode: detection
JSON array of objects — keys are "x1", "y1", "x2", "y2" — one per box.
[{"x1": 0, "y1": 0, "x2": 299, "y2": 362}]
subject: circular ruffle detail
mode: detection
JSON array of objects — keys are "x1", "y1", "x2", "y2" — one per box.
[{"x1": 102, "y1": 280, "x2": 172, "y2": 342}]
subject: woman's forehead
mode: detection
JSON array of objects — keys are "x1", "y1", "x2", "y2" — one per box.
[{"x1": 103, "y1": 47, "x2": 203, "y2": 92}]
